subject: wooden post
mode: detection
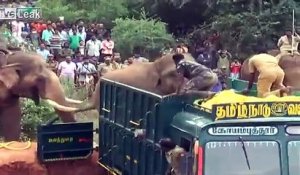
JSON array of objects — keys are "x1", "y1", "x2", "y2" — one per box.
[{"x1": 292, "y1": 9, "x2": 295, "y2": 56}]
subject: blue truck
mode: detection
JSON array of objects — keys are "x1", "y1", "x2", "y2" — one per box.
[{"x1": 37, "y1": 78, "x2": 300, "y2": 175}]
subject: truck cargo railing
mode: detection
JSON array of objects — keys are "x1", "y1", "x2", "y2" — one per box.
[{"x1": 98, "y1": 78, "x2": 201, "y2": 175}]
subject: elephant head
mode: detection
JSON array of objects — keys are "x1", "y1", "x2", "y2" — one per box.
[
  {"x1": 0, "y1": 49, "x2": 83, "y2": 140},
  {"x1": 153, "y1": 53, "x2": 197, "y2": 94}
]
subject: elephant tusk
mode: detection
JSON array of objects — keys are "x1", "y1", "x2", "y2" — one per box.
[
  {"x1": 1, "y1": 63, "x2": 21, "y2": 69},
  {"x1": 44, "y1": 99, "x2": 80, "y2": 112},
  {"x1": 65, "y1": 97, "x2": 83, "y2": 104},
  {"x1": 73, "y1": 105, "x2": 95, "y2": 113}
]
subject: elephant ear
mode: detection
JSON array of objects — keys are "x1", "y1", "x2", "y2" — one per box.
[{"x1": 0, "y1": 66, "x2": 20, "y2": 89}]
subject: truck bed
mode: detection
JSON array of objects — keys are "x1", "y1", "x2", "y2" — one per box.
[{"x1": 98, "y1": 78, "x2": 199, "y2": 175}]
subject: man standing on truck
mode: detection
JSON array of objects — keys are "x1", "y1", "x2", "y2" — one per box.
[
  {"x1": 277, "y1": 29, "x2": 300, "y2": 55},
  {"x1": 172, "y1": 54, "x2": 218, "y2": 97},
  {"x1": 243, "y1": 47, "x2": 291, "y2": 97}
]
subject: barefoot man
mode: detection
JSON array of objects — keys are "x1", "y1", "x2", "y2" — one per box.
[{"x1": 243, "y1": 52, "x2": 290, "y2": 97}]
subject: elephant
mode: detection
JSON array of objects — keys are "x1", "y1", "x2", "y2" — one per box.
[
  {"x1": 240, "y1": 49, "x2": 300, "y2": 89},
  {"x1": 61, "y1": 53, "x2": 199, "y2": 113},
  {"x1": 0, "y1": 50, "x2": 83, "y2": 141}
]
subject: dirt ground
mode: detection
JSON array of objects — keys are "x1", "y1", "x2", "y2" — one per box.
[{"x1": 0, "y1": 142, "x2": 108, "y2": 175}]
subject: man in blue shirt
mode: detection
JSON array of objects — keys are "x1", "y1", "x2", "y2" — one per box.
[
  {"x1": 36, "y1": 43, "x2": 50, "y2": 61},
  {"x1": 42, "y1": 24, "x2": 53, "y2": 45}
]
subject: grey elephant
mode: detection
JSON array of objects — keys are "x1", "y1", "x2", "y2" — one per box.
[
  {"x1": 0, "y1": 49, "x2": 82, "y2": 141},
  {"x1": 62, "y1": 53, "x2": 210, "y2": 113}
]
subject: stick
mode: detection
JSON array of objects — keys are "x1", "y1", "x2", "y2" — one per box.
[{"x1": 292, "y1": 9, "x2": 295, "y2": 56}]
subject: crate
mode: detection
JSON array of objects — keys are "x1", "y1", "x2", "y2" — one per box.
[{"x1": 37, "y1": 118, "x2": 94, "y2": 163}]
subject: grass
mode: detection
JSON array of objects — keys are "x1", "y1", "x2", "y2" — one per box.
[{"x1": 60, "y1": 80, "x2": 100, "y2": 143}]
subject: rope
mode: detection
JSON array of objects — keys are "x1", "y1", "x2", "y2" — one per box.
[{"x1": 0, "y1": 141, "x2": 32, "y2": 150}]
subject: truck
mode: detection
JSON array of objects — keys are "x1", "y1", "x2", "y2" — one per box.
[{"x1": 37, "y1": 78, "x2": 300, "y2": 175}]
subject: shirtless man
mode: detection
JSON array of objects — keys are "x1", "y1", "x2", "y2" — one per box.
[
  {"x1": 277, "y1": 29, "x2": 300, "y2": 55},
  {"x1": 172, "y1": 54, "x2": 218, "y2": 97},
  {"x1": 243, "y1": 50, "x2": 291, "y2": 97}
]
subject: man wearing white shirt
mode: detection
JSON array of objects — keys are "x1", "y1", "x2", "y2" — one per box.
[
  {"x1": 57, "y1": 56, "x2": 77, "y2": 85},
  {"x1": 77, "y1": 57, "x2": 97, "y2": 87},
  {"x1": 60, "y1": 28, "x2": 69, "y2": 44},
  {"x1": 78, "y1": 27, "x2": 86, "y2": 42},
  {"x1": 11, "y1": 20, "x2": 25, "y2": 42},
  {"x1": 86, "y1": 35, "x2": 102, "y2": 58}
]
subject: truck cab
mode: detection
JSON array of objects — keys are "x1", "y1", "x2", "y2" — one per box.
[
  {"x1": 97, "y1": 78, "x2": 300, "y2": 175},
  {"x1": 172, "y1": 102, "x2": 300, "y2": 175}
]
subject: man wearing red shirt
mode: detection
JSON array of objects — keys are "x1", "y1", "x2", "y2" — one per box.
[{"x1": 230, "y1": 59, "x2": 241, "y2": 80}]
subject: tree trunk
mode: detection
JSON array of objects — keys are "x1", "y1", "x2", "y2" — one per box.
[{"x1": 258, "y1": 0, "x2": 263, "y2": 14}]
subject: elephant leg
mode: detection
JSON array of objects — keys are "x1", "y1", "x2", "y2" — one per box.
[{"x1": 0, "y1": 100, "x2": 21, "y2": 141}]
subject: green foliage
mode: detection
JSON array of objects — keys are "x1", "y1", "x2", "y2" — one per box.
[
  {"x1": 20, "y1": 99, "x2": 55, "y2": 139},
  {"x1": 37, "y1": 0, "x2": 129, "y2": 24},
  {"x1": 36, "y1": 0, "x2": 85, "y2": 22},
  {"x1": 187, "y1": 0, "x2": 300, "y2": 59},
  {"x1": 86, "y1": 0, "x2": 129, "y2": 27},
  {"x1": 111, "y1": 10, "x2": 175, "y2": 59}
]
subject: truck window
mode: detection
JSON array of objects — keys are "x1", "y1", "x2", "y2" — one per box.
[
  {"x1": 204, "y1": 141, "x2": 280, "y2": 175},
  {"x1": 180, "y1": 138, "x2": 191, "y2": 152},
  {"x1": 288, "y1": 141, "x2": 300, "y2": 175}
]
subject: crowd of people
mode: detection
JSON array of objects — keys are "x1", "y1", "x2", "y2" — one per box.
[
  {"x1": 12, "y1": 17, "x2": 300, "y2": 99},
  {"x1": 1, "y1": 17, "x2": 246, "y2": 99},
  {"x1": 16, "y1": 18, "x2": 300, "y2": 100},
  {"x1": 3, "y1": 18, "x2": 153, "y2": 96}
]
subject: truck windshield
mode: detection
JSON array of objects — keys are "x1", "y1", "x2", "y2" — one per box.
[
  {"x1": 204, "y1": 141, "x2": 281, "y2": 175},
  {"x1": 288, "y1": 141, "x2": 300, "y2": 175}
]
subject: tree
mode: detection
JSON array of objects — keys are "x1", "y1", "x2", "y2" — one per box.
[
  {"x1": 111, "y1": 10, "x2": 174, "y2": 59},
  {"x1": 86, "y1": 0, "x2": 129, "y2": 28},
  {"x1": 186, "y1": 0, "x2": 300, "y2": 59},
  {"x1": 36, "y1": 0, "x2": 85, "y2": 22},
  {"x1": 37, "y1": 0, "x2": 129, "y2": 24}
]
